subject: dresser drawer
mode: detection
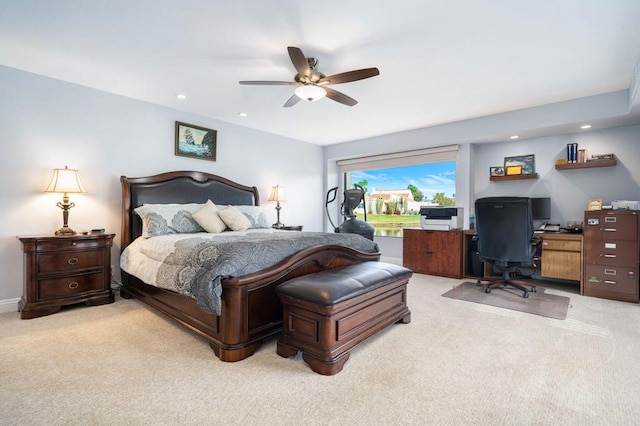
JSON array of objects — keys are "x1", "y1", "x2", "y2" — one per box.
[
  {"x1": 38, "y1": 272, "x2": 105, "y2": 300},
  {"x1": 583, "y1": 240, "x2": 638, "y2": 266},
  {"x1": 584, "y1": 213, "x2": 638, "y2": 241},
  {"x1": 36, "y1": 238, "x2": 106, "y2": 252},
  {"x1": 584, "y1": 264, "x2": 638, "y2": 296},
  {"x1": 37, "y1": 249, "x2": 104, "y2": 273}
]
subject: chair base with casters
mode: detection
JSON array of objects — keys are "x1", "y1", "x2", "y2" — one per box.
[{"x1": 476, "y1": 267, "x2": 537, "y2": 298}]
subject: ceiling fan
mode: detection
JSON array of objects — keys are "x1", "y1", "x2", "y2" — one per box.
[{"x1": 239, "y1": 46, "x2": 379, "y2": 107}]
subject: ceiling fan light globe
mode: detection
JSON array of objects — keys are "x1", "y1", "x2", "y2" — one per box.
[{"x1": 294, "y1": 84, "x2": 327, "y2": 102}]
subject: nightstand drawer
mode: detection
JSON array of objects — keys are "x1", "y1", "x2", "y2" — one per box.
[
  {"x1": 38, "y1": 272, "x2": 105, "y2": 300},
  {"x1": 36, "y1": 238, "x2": 105, "y2": 252},
  {"x1": 37, "y1": 249, "x2": 104, "y2": 273}
]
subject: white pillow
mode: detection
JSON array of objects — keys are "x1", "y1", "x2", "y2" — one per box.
[
  {"x1": 134, "y1": 203, "x2": 204, "y2": 237},
  {"x1": 192, "y1": 200, "x2": 227, "y2": 234},
  {"x1": 218, "y1": 206, "x2": 252, "y2": 231}
]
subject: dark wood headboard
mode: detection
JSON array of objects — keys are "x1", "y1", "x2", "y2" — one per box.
[{"x1": 120, "y1": 171, "x2": 259, "y2": 250}]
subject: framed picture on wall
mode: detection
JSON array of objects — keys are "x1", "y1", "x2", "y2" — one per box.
[
  {"x1": 490, "y1": 166, "x2": 505, "y2": 177},
  {"x1": 504, "y1": 154, "x2": 535, "y2": 174},
  {"x1": 175, "y1": 121, "x2": 217, "y2": 161}
]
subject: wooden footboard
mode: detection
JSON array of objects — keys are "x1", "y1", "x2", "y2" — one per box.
[{"x1": 121, "y1": 244, "x2": 380, "y2": 362}]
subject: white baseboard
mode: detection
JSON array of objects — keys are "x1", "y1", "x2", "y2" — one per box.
[{"x1": 0, "y1": 298, "x2": 20, "y2": 313}]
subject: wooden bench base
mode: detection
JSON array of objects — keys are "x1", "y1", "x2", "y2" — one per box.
[{"x1": 276, "y1": 262, "x2": 411, "y2": 375}]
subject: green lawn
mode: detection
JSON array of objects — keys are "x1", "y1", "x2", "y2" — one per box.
[{"x1": 356, "y1": 214, "x2": 420, "y2": 227}]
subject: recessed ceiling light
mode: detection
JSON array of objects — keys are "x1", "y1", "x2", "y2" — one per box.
[
  {"x1": 580, "y1": 124, "x2": 592, "y2": 129},
  {"x1": 176, "y1": 94, "x2": 186, "y2": 100},
  {"x1": 509, "y1": 135, "x2": 519, "y2": 139},
  {"x1": 238, "y1": 112, "x2": 247, "y2": 117}
]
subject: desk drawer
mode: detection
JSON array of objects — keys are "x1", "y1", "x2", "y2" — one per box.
[
  {"x1": 584, "y1": 264, "x2": 638, "y2": 296},
  {"x1": 541, "y1": 239, "x2": 581, "y2": 252}
]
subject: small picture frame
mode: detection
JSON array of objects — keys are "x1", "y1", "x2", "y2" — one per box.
[
  {"x1": 506, "y1": 165, "x2": 523, "y2": 175},
  {"x1": 504, "y1": 154, "x2": 535, "y2": 175},
  {"x1": 175, "y1": 121, "x2": 217, "y2": 161},
  {"x1": 490, "y1": 166, "x2": 505, "y2": 177},
  {"x1": 588, "y1": 198, "x2": 603, "y2": 211}
]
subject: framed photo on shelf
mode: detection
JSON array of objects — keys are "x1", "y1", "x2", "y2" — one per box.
[
  {"x1": 175, "y1": 121, "x2": 217, "y2": 161},
  {"x1": 504, "y1": 154, "x2": 535, "y2": 174},
  {"x1": 490, "y1": 166, "x2": 505, "y2": 177},
  {"x1": 506, "y1": 165, "x2": 523, "y2": 175},
  {"x1": 587, "y1": 198, "x2": 603, "y2": 211}
]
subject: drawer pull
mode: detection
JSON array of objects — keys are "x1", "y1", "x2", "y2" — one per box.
[
  {"x1": 602, "y1": 228, "x2": 617, "y2": 232},
  {"x1": 68, "y1": 257, "x2": 79, "y2": 265},
  {"x1": 68, "y1": 281, "x2": 79, "y2": 289},
  {"x1": 603, "y1": 280, "x2": 617, "y2": 285},
  {"x1": 602, "y1": 254, "x2": 617, "y2": 258},
  {"x1": 72, "y1": 242, "x2": 77, "y2": 246}
]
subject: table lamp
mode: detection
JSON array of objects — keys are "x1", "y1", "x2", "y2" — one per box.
[
  {"x1": 45, "y1": 166, "x2": 86, "y2": 235},
  {"x1": 268, "y1": 185, "x2": 286, "y2": 228}
]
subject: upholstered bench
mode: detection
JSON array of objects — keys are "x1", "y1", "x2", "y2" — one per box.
[{"x1": 276, "y1": 261, "x2": 412, "y2": 375}]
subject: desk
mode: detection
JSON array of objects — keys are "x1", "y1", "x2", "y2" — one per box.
[{"x1": 463, "y1": 230, "x2": 583, "y2": 292}]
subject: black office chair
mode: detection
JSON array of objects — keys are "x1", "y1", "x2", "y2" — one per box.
[{"x1": 474, "y1": 196, "x2": 537, "y2": 298}]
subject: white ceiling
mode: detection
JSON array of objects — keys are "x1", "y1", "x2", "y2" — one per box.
[{"x1": 1, "y1": 0, "x2": 640, "y2": 146}]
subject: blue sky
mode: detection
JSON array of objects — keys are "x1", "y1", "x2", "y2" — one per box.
[{"x1": 350, "y1": 161, "x2": 456, "y2": 201}]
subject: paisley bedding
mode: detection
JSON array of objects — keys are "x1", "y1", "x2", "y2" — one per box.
[{"x1": 120, "y1": 229, "x2": 379, "y2": 315}]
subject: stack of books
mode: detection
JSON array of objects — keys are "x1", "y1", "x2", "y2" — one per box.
[{"x1": 566, "y1": 143, "x2": 587, "y2": 163}]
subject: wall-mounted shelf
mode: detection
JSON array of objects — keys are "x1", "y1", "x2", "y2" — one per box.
[
  {"x1": 490, "y1": 173, "x2": 539, "y2": 182},
  {"x1": 555, "y1": 159, "x2": 617, "y2": 170}
]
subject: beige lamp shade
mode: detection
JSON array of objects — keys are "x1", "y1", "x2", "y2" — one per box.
[
  {"x1": 45, "y1": 166, "x2": 86, "y2": 194},
  {"x1": 268, "y1": 185, "x2": 286, "y2": 202},
  {"x1": 45, "y1": 166, "x2": 86, "y2": 236}
]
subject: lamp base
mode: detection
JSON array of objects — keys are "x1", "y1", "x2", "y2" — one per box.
[{"x1": 55, "y1": 226, "x2": 77, "y2": 236}]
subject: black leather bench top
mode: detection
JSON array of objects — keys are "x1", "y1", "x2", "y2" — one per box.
[{"x1": 276, "y1": 261, "x2": 412, "y2": 305}]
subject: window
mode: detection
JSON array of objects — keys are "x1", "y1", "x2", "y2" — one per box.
[{"x1": 338, "y1": 146, "x2": 458, "y2": 238}]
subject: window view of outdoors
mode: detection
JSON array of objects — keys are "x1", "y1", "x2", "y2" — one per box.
[{"x1": 346, "y1": 161, "x2": 456, "y2": 237}]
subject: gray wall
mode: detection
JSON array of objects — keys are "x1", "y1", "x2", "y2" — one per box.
[
  {"x1": 0, "y1": 65, "x2": 324, "y2": 305},
  {"x1": 325, "y1": 95, "x2": 640, "y2": 263}
]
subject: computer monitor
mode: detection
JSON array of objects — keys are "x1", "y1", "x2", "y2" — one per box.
[{"x1": 531, "y1": 197, "x2": 551, "y2": 220}]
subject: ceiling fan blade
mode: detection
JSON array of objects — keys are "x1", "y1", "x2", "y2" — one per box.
[
  {"x1": 287, "y1": 46, "x2": 311, "y2": 78},
  {"x1": 283, "y1": 94, "x2": 301, "y2": 107},
  {"x1": 318, "y1": 67, "x2": 380, "y2": 85},
  {"x1": 324, "y1": 87, "x2": 358, "y2": 107},
  {"x1": 239, "y1": 81, "x2": 296, "y2": 85}
]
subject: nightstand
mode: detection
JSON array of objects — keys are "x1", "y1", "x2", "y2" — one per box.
[
  {"x1": 18, "y1": 233, "x2": 115, "y2": 319},
  {"x1": 275, "y1": 225, "x2": 303, "y2": 231}
]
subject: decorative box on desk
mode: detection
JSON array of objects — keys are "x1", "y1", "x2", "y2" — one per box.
[{"x1": 18, "y1": 233, "x2": 115, "y2": 319}]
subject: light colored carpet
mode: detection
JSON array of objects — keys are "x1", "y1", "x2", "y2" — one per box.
[
  {"x1": 2, "y1": 274, "x2": 640, "y2": 425},
  {"x1": 442, "y1": 282, "x2": 571, "y2": 319}
]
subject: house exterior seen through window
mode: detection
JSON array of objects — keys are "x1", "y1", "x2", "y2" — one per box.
[{"x1": 345, "y1": 161, "x2": 456, "y2": 237}]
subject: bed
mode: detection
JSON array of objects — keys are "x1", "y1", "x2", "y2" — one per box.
[{"x1": 120, "y1": 171, "x2": 380, "y2": 362}]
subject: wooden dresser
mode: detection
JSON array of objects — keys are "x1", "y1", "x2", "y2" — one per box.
[
  {"x1": 583, "y1": 210, "x2": 639, "y2": 302},
  {"x1": 18, "y1": 233, "x2": 115, "y2": 319},
  {"x1": 402, "y1": 228, "x2": 463, "y2": 278}
]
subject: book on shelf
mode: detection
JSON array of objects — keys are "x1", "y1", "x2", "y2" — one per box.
[{"x1": 566, "y1": 142, "x2": 578, "y2": 163}]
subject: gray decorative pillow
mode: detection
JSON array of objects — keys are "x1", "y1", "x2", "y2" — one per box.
[
  {"x1": 134, "y1": 203, "x2": 204, "y2": 237},
  {"x1": 233, "y1": 205, "x2": 270, "y2": 229}
]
